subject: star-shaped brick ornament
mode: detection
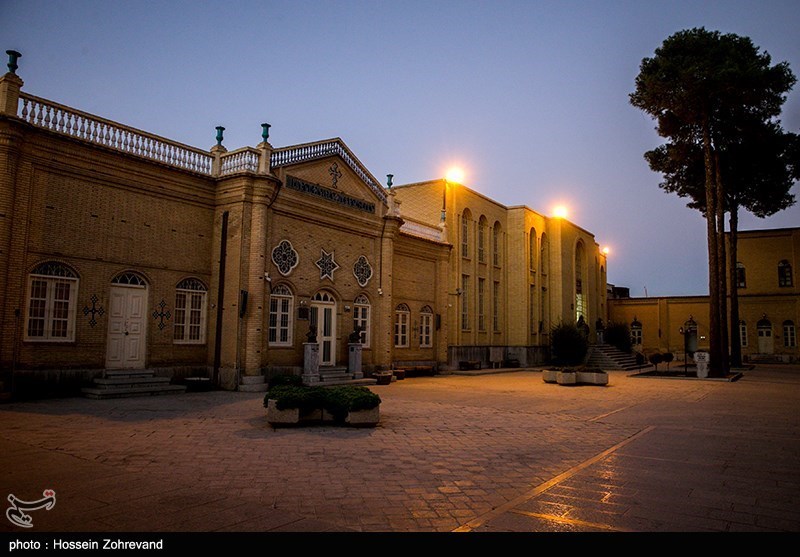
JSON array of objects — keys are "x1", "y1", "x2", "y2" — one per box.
[{"x1": 315, "y1": 249, "x2": 340, "y2": 281}]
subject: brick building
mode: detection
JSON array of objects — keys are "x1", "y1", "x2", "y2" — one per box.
[
  {"x1": 0, "y1": 53, "x2": 608, "y2": 397},
  {"x1": 608, "y1": 228, "x2": 799, "y2": 364}
]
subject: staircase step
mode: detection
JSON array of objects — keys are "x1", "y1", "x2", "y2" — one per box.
[
  {"x1": 82, "y1": 384, "x2": 187, "y2": 399},
  {"x1": 103, "y1": 369, "x2": 158, "y2": 378},
  {"x1": 92, "y1": 377, "x2": 172, "y2": 388}
]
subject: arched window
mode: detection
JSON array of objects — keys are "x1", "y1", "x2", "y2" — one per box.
[
  {"x1": 736, "y1": 262, "x2": 747, "y2": 289},
  {"x1": 784, "y1": 320, "x2": 797, "y2": 348},
  {"x1": 394, "y1": 304, "x2": 410, "y2": 347},
  {"x1": 493, "y1": 221, "x2": 502, "y2": 266},
  {"x1": 778, "y1": 260, "x2": 793, "y2": 287},
  {"x1": 478, "y1": 216, "x2": 488, "y2": 263},
  {"x1": 111, "y1": 272, "x2": 146, "y2": 286},
  {"x1": 419, "y1": 305, "x2": 434, "y2": 348},
  {"x1": 25, "y1": 261, "x2": 79, "y2": 341},
  {"x1": 269, "y1": 284, "x2": 294, "y2": 346},
  {"x1": 353, "y1": 294, "x2": 371, "y2": 347},
  {"x1": 174, "y1": 278, "x2": 207, "y2": 344},
  {"x1": 529, "y1": 228, "x2": 536, "y2": 273},
  {"x1": 630, "y1": 318, "x2": 642, "y2": 347},
  {"x1": 575, "y1": 241, "x2": 587, "y2": 321},
  {"x1": 461, "y1": 210, "x2": 472, "y2": 259}
]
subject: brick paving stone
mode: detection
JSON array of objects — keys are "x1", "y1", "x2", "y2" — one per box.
[{"x1": 1, "y1": 365, "x2": 798, "y2": 534}]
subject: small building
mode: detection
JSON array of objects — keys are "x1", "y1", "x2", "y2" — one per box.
[{"x1": 608, "y1": 227, "x2": 800, "y2": 364}]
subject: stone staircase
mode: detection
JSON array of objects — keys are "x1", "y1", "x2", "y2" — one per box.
[
  {"x1": 586, "y1": 344, "x2": 652, "y2": 371},
  {"x1": 318, "y1": 366, "x2": 377, "y2": 386},
  {"x1": 239, "y1": 367, "x2": 377, "y2": 391},
  {"x1": 82, "y1": 369, "x2": 187, "y2": 399}
]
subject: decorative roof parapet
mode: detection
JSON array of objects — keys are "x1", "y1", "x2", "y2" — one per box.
[
  {"x1": 15, "y1": 92, "x2": 386, "y2": 199},
  {"x1": 271, "y1": 138, "x2": 387, "y2": 204},
  {"x1": 17, "y1": 93, "x2": 214, "y2": 174}
]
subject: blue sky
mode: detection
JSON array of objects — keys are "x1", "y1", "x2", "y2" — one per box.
[{"x1": 3, "y1": 0, "x2": 799, "y2": 297}]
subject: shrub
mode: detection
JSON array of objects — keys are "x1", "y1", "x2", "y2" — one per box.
[
  {"x1": 268, "y1": 373, "x2": 304, "y2": 389},
  {"x1": 322, "y1": 386, "x2": 382, "y2": 421},
  {"x1": 649, "y1": 353, "x2": 663, "y2": 372},
  {"x1": 550, "y1": 322, "x2": 588, "y2": 366},
  {"x1": 264, "y1": 384, "x2": 381, "y2": 423},
  {"x1": 662, "y1": 352, "x2": 674, "y2": 370},
  {"x1": 264, "y1": 384, "x2": 325, "y2": 412},
  {"x1": 605, "y1": 321, "x2": 632, "y2": 353}
]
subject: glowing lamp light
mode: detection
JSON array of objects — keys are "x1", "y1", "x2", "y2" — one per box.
[
  {"x1": 553, "y1": 205, "x2": 568, "y2": 219},
  {"x1": 445, "y1": 167, "x2": 465, "y2": 184},
  {"x1": 602, "y1": 246, "x2": 611, "y2": 255}
]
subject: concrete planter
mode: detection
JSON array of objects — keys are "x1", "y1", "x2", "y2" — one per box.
[
  {"x1": 542, "y1": 369, "x2": 559, "y2": 383},
  {"x1": 374, "y1": 372, "x2": 393, "y2": 385},
  {"x1": 345, "y1": 406, "x2": 380, "y2": 427},
  {"x1": 577, "y1": 371, "x2": 608, "y2": 385},
  {"x1": 266, "y1": 399, "x2": 300, "y2": 425},
  {"x1": 266, "y1": 399, "x2": 380, "y2": 427},
  {"x1": 557, "y1": 371, "x2": 577, "y2": 385},
  {"x1": 543, "y1": 370, "x2": 608, "y2": 386}
]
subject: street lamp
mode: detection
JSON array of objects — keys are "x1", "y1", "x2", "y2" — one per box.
[
  {"x1": 442, "y1": 167, "x2": 464, "y2": 223},
  {"x1": 553, "y1": 205, "x2": 568, "y2": 219}
]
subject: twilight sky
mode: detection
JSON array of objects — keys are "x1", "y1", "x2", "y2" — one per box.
[{"x1": 3, "y1": 0, "x2": 798, "y2": 297}]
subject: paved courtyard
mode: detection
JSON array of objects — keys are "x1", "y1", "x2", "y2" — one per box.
[{"x1": 1, "y1": 364, "x2": 798, "y2": 534}]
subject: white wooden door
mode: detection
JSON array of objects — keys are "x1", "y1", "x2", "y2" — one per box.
[
  {"x1": 106, "y1": 285, "x2": 148, "y2": 368},
  {"x1": 311, "y1": 298, "x2": 336, "y2": 366},
  {"x1": 758, "y1": 326, "x2": 774, "y2": 354}
]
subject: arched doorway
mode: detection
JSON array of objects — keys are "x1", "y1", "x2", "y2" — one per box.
[
  {"x1": 106, "y1": 271, "x2": 148, "y2": 369},
  {"x1": 311, "y1": 291, "x2": 337, "y2": 366},
  {"x1": 757, "y1": 316, "x2": 773, "y2": 355}
]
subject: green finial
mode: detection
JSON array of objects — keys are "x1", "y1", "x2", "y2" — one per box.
[
  {"x1": 261, "y1": 123, "x2": 271, "y2": 142},
  {"x1": 6, "y1": 50, "x2": 21, "y2": 74},
  {"x1": 386, "y1": 174, "x2": 393, "y2": 189},
  {"x1": 215, "y1": 126, "x2": 225, "y2": 146}
]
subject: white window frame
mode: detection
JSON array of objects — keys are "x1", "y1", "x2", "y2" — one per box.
[
  {"x1": 24, "y1": 263, "x2": 78, "y2": 342},
  {"x1": 739, "y1": 321, "x2": 748, "y2": 348},
  {"x1": 173, "y1": 279, "x2": 207, "y2": 344},
  {"x1": 419, "y1": 307, "x2": 433, "y2": 348},
  {"x1": 784, "y1": 321, "x2": 797, "y2": 348},
  {"x1": 269, "y1": 284, "x2": 294, "y2": 346},
  {"x1": 394, "y1": 304, "x2": 410, "y2": 348},
  {"x1": 353, "y1": 294, "x2": 371, "y2": 348}
]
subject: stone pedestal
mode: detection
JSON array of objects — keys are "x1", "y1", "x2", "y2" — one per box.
[
  {"x1": 348, "y1": 343, "x2": 363, "y2": 379},
  {"x1": 303, "y1": 343, "x2": 320, "y2": 384}
]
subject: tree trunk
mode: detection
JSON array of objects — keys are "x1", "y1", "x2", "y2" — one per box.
[
  {"x1": 729, "y1": 207, "x2": 742, "y2": 368},
  {"x1": 714, "y1": 151, "x2": 729, "y2": 376},
  {"x1": 703, "y1": 122, "x2": 722, "y2": 376}
]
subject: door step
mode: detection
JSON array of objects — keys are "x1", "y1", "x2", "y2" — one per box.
[{"x1": 82, "y1": 370, "x2": 186, "y2": 399}]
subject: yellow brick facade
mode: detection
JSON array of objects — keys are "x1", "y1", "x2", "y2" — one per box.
[
  {"x1": 608, "y1": 228, "x2": 800, "y2": 363},
  {"x1": 0, "y1": 63, "x2": 608, "y2": 396}
]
